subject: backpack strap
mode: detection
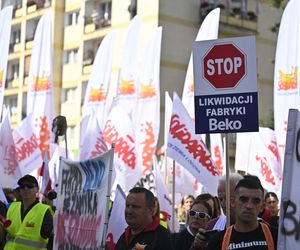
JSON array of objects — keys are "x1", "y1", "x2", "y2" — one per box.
[
  {"x1": 260, "y1": 222, "x2": 275, "y2": 250},
  {"x1": 221, "y1": 225, "x2": 233, "y2": 250}
]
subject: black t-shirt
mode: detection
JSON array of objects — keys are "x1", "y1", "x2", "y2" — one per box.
[
  {"x1": 205, "y1": 223, "x2": 278, "y2": 250},
  {"x1": 115, "y1": 220, "x2": 174, "y2": 250}
]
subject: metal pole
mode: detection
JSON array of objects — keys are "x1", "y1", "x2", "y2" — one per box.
[
  {"x1": 101, "y1": 144, "x2": 115, "y2": 249},
  {"x1": 225, "y1": 133, "x2": 230, "y2": 227},
  {"x1": 64, "y1": 131, "x2": 68, "y2": 159},
  {"x1": 172, "y1": 160, "x2": 176, "y2": 232}
]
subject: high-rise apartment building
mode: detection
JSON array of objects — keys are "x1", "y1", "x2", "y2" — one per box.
[{"x1": 1, "y1": 0, "x2": 283, "y2": 163}]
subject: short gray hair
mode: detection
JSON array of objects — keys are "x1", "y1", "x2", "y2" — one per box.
[{"x1": 218, "y1": 173, "x2": 243, "y2": 188}]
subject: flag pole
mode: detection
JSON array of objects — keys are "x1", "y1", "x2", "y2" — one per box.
[
  {"x1": 172, "y1": 160, "x2": 176, "y2": 232},
  {"x1": 163, "y1": 91, "x2": 170, "y2": 184},
  {"x1": 101, "y1": 144, "x2": 115, "y2": 249},
  {"x1": 225, "y1": 133, "x2": 230, "y2": 227}
]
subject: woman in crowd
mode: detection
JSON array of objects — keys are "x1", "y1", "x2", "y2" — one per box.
[
  {"x1": 178, "y1": 195, "x2": 195, "y2": 230},
  {"x1": 265, "y1": 192, "x2": 280, "y2": 227},
  {"x1": 195, "y1": 193, "x2": 221, "y2": 219},
  {"x1": 172, "y1": 200, "x2": 212, "y2": 250}
]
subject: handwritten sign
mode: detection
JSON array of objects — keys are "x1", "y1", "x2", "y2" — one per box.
[{"x1": 54, "y1": 149, "x2": 113, "y2": 249}]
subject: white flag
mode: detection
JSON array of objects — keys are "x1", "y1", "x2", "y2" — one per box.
[
  {"x1": 116, "y1": 15, "x2": 141, "y2": 115},
  {"x1": 0, "y1": 109, "x2": 21, "y2": 188},
  {"x1": 106, "y1": 185, "x2": 127, "y2": 249},
  {"x1": 54, "y1": 148, "x2": 114, "y2": 249},
  {"x1": 103, "y1": 98, "x2": 141, "y2": 192},
  {"x1": 167, "y1": 93, "x2": 219, "y2": 195},
  {"x1": 12, "y1": 114, "x2": 43, "y2": 175},
  {"x1": 0, "y1": 6, "x2": 13, "y2": 116},
  {"x1": 135, "y1": 27, "x2": 162, "y2": 176},
  {"x1": 182, "y1": 8, "x2": 220, "y2": 119},
  {"x1": 153, "y1": 159, "x2": 172, "y2": 227},
  {"x1": 235, "y1": 127, "x2": 282, "y2": 194},
  {"x1": 82, "y1": 32, "x2": 116, "y2": 128},
  {"x1": 79, "y1": 112, "x2": 108, "y2": 161},
  {"x1": 27, "y1": 10, "x2": 53, "y2": 158},
  {"x1": 274, "y1": 0, "x2": 300, "y2": 163}
]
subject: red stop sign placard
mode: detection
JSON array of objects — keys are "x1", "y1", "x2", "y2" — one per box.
[{"x1": 203, "y1": 43, "x2": 246, "y2": 89}]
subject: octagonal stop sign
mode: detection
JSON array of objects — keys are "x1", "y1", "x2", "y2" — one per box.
[{"x1": 203, "y1": 43, "x2": 246, "y2": 89}]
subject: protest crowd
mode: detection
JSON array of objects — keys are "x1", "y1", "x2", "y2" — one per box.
[
  {"x1": 0, "y1": 0, "x2": 299, "y2": 249},
  {"x1": 0, "y1": 168, "x2": 281, "y2": 250}
]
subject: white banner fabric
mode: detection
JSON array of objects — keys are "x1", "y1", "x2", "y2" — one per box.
[{"x1": 167, "y1": 93, "x2": 219, "y2": 195}]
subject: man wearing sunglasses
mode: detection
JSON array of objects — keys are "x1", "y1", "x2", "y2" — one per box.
[
  {"x1": 205, "y1": 175, "x2": 278, "y2": 250},
  {"x1": 2, "y1": 175, "x2": 53, "y2": 250}
]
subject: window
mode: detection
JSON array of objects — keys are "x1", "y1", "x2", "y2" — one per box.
[
  {"x1": 100, "y1": 1, "x2": 112, "y2": 21},
  {"x1": 62, "y1": 87, "x2": 77, "y2": 103},
  {"x1": 12, "y1": 29, "x2": 20, "y2": 44},
  {"x1": 12, "y1": 63, "x2": 19, "y2": 79},
  {"x1": 66, "y1": 49, "x2": 79, "y2": 64},
  {"x1": 4, "y1": 95, "x2": 18, "y2": 116},
  {"x1": 67, "y1": 11, "x2": 80, "y2": 26},
  {"x1": 24, "y1": 56, "x2": 31, "y2": 77}
]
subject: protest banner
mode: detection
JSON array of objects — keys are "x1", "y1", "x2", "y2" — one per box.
[
  {"x1": 0, "y1": 109, "x2": 21, "y2": 188},
  {"x1": 82, "y1": 31, "x2": 116, "y2": 128},
  {"x1": 278, "y1": 109, "x2": 300, "y2": 249},
  {"x1": 27, "y1": 10, "x2": 54, "y2": 159},
  {"x1": 135, "y1": 27, "x2": 162, "y2": 176},
  {"x1": 54, "y1": 148, "x2": 114, "y2": 249},
  {"x1": 106, "y1": 185, "x2": 126, "y2": 249},
  {"x1": 0, "y1": 6, "x2": 13, "y2": 116},
  {"x1": 13, "y1": 113, "x2": 43, "y2": 175},
  {"x1": 167, "y1": 93, "x2": 220, "y2": 195},
  {"x1": 274, "y1": 0, "x2": 300, "y2": 163}
]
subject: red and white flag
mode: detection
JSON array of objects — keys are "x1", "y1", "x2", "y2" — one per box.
[
  {"x1": 27, "y1": 10, "x2": 53, "y2": 159},
  {"x1": 135, "y1": 27, "x2": 162, "y2": 176},
  {"x1": 12, "y1": 113, "x2": 43, "y2": 175},
  {"x1": 167, "y1": 93, "x2": 220, "y2": 195},
  {"x1": 79, "y1": 112, "x2": 108, "y2": 161},
  {"x1": 235, "y1": 127, "x2": 282, "y2": 194},
  {"x1": 82, "y1": 32, "x2": 116, "y2": 128},
  {"x1": 103, "y1": 98, "x2": 141, "y2": 192},
  {"x1": 39, "y1": 152, "x2": 52, "y2": 195},
  {"x1": 116, "y1": 15, "x2": 141, "y2": 115},
  {"x1": 106, "y1": 185, "x2": 127, "y2": 250},
  {"x1": 0, "y1": 6, "x2": 13, "y2": 116},
  {"x1": 182, "y1": 8, "x2": 220, "y2": 119},
  {"x1": 210, "y1": 134, "x2": 225, "y2": 176},
  {"x1": 0, "y1": 109, "x2": 21, "y2": 188},
  {"x1": 274, "y1": 0, "x2": 300, "y2": 163}
]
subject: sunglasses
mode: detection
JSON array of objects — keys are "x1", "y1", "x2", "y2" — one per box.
[
  {"x1": 189, "y1": 210, "x2": 211, "y2": 219},
  {"x1": 20, "y1": 184, "x2": 37, "y2": 189}
]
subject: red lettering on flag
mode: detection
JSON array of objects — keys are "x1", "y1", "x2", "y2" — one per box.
[{"x1": 170, "y1": 114, "x2": 219, "y2": 176}]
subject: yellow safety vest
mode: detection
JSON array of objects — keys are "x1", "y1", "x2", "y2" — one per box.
[
  {"x1": 221, "y1": 222, "x2": 275, "y2": 250},
  {"x1": 4, "y1": 202, "x2": 51, "y2": 250}
]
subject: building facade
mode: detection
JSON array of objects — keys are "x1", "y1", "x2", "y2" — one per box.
[{"x1": 1, "y1": 0, "x2": 283, "y2": 163}]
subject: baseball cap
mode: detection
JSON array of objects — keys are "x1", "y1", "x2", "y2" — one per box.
[{"x1": 17, "y1": 175, "x2": 38, "y2": 187}]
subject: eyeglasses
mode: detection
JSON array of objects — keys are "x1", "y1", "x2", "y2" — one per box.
[
  {"x1": 189, "y1": 210, "x2": 211, "y2": 219},
  {"x1": 20, "y1": 184, "x2": 37, "y2": 189}
]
